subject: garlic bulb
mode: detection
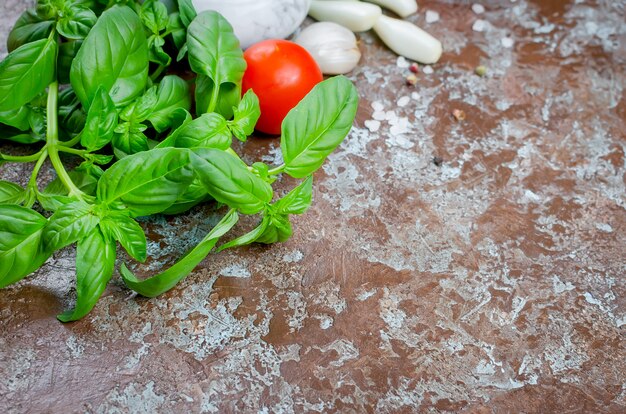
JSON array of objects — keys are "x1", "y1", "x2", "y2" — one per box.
[
  {"x1": 295, "y1": 22, "x2": 361, "y2": 74},
  {"x1": 373, "y1": 15, "x2": 442, "y2": 64},
  {"x1": 362, "y1": 0, "x2": 417, "y2": 18},
  {"x1": 308, "y1": 0, "x2": 382, "y2": 32}
]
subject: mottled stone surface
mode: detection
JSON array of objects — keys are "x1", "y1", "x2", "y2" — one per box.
[{"x1": 1, "y1": 1, "x2": 625, "y2": 413}]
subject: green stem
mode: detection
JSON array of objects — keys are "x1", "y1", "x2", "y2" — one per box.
[
  {"x1": 268, "y1": 165, "x2": 285, "y2": 176},
  {"x1": 59, "y1": 131, "x2": 82, "y2": 147},
  {"x1": 0, "y1": 148, "x2": 45, "y2": 163},
  {"x1": 150, "y1": 64, "x2": 167, "y2": 82},
  {"x1": 24, "y1": 148, "x2": 49, "y2": 208},
  {"x1": 207, "y1": 84, "x2": 220, "y2": 114},
  {"x1": 46, "y1": 81, "x2": 84, "y2": 199},
  {"x1": 58, "y1": 146, "x2": 89, "y2": 158}
]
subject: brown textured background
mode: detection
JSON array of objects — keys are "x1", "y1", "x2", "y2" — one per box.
[{"x1": 1, "y1": 0, "x2": 625, "y2": 413}]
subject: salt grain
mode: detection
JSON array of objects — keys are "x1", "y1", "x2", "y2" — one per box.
[
  {"x1": 397, "y1": 96, "x2": 411, "y2": 107},
  {"x1": 371, "y1": 101, "x2": 384, "y2": 112},
  {"x1": 472, "y1": 4, "x2": 485, "y2": 14},
  {"x1": 425, "y1": 10, "x2": 440, "y2": 23},
  {"x1": 411, "y1": 91, "x2": 420, "y2": 100},
  {"x1": 372, "y1": 111, "x2": 386, "y2": 121},
  {"x1": 422, "y1": 65, "x2": 434, "y2": 74},
  {"x1": 364, "y1": 120, "x2": 381, "y2": 132},
  {"x1": 396, "y1": 56, "x2": 410, "y2": 68},
  {"x1": 472, "y1": 19, "x2": 486, "y2": 32},
  {"x1": 501, "y1": 37, "x2": 514, "y2": 48}
]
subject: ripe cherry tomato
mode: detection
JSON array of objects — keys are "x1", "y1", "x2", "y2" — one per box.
[{"x1": 242, "y1": 39, "x2": 323, "y2": 135}]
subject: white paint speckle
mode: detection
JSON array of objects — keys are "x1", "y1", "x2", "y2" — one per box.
[
  {"x1": 595, "y1": 223, "x2": 613, "y2": 233},
  {"x1": 411, "y1": 91, "x2": 420, "y2": 100},
  {"x1": 422, "y1": 65, "x2": 434, "y2": 74},
  {"x1": 283, "y1": 250, "x2": 304, "y2": 263},
  {"x1": 219, "y1": 262, "x2": 251, "y2": 278},
  {"x1": 425, "y1": 10, "x2": 440, "y2": 24}
]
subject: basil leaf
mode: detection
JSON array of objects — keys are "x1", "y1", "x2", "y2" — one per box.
[
  {"x1": 0, "y1": 106, "x2": 32, "y2": 131},
  {"x1": 187, "y1": 11, "x2": 246, "y2": 114},
  {"x1": 0, "y1": 181, "x2": 26, "y2": 205},
  {"x1": 97, "y1": 148, "x2": 194, "y2": 217},
  {"x1": 81, "y1": 87, "x2": 118, "y2": 151},
  {"x1": 281, "y1": 76, "x2": 359, "y2": 178},
  {"x1": 56, "y1": 5, "x2": 97, "y2": 40},
  {"x1": 147, "y1": 75, "x2": 191, "y2": 132},
  {"x1": 257, "y1": 213, "x2": 292, "y2": 244},
  {"x1": 195, "y1": 75, "x2": 240, "y2": 118},
  {"x1": 167, "y1": 12, "x2": 185, "y2": 49},
  {"x1": 37, "y1": 194, "x2": 75, "y2": 212},
  {"x1": 0, "y1": 36, "x2": 57, "y2": 112},
  {"x1": 57, "y1": 227, "x2": 116, "y2": 322},
  {"x1": 58, "y1": 40, "x2": 83, "y2": 85},
  {"x1": 216, "y1": 215, "x2": 270, "y2": 252},
  {"x1": 166, "y1": 113, "x2": 231, "y2": 150},
  {"x1": 121, "y1": 209, "x2": 238, "y2": 297},
  {"x1": 112, "y1": 122, "x2": 149, "y2": 156},
  {"x1": 7, "y1": 8, "x2": 54, "y2": 52},
  {"x1": 140, "y1": 0, "x2": 169, "y2": 34},
  {"x1": 191, "y1": 148, "x2": 273, "y2": 214},
  {"x1": 70, "y1": 5, "x2": 149, "y2": 109},
  {"x1": 43, "y1": 200, "x2": 99, "y2": 251},
  {"x1": 161, "y1": 177, "x2": 210, "y2": 215},
  {"x1": 0, "y1": 124, "x2": 42, "y2": 144},
  {"x1": 100, "y1": 213, "x2": 146, "y2": 262},
  {"x1": 147, "y1": 35, "x2": 171, "y2": 66},
  {"x1": 228, "y1": 89, "x2": 260, "y2": 142},
  {"x1": 177, "y1": 0, "x2": 196, "y2": 27},
  {"x1": 44, "y1": 170, "x2": 99, "y2": 197},
  {"x1": 0, "y1": 205, "x2": 50, "y2": 288},
  {"x1": 275, "y1": 175, "x2": 313, "y2": 215}
]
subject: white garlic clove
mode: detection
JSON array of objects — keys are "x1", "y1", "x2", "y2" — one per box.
[
  {"x1": 308, "y1": 0, "x2": 382, "y2": 32},
  {"x1": 362, "y1": 0, "x2": 417, "y2": 18},
  {"x1": 373, "y1": 14, "x2": 442, "y2": 64},
  {"x1": 294, "y1": 22, "x2": 361, "y2": 74}
]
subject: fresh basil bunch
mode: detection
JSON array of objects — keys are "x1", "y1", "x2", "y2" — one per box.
[{"x1": 0, "y1": 0, "x2": 358, "y2": 321}]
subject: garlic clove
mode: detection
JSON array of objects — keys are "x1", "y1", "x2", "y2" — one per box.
[
  {"x1": 373, "y1": 14, "x2": 442, "y2": 64},
  {"x1": 362, "y1": 0, "x2": 417, "y2": 18},
  {"x1": 309, "y1": 0, "x2": 382, "y2": 32},
  {"x1": 294, "y1": 22, "x2": 361, "y2": 74}
]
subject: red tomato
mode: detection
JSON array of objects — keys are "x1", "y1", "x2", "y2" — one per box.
[{"x1": 242, "y1": 39, "x2": 323, "y2": 135}]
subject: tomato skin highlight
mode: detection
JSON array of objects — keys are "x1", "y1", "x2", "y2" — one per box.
[{"x1": 242, "y1": 39, "x2": 323, "y2": 135}]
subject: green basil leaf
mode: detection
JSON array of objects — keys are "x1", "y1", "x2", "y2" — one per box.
[
  {"x1": 162, "y1": 177, "x2": 210, "y2": 215},
  {"x1": 167, "y1": 12, "x2": 185, "y2": 49},
  {"x1": 187, "y1": 11, "x2": 246, "y2": 114},
  {"x1": 42, "y1": 200, "x2": 99, "y2": 251},
  {"x1": 57, "y1": 226, "x2": 115, "y2": 322},
  {"x1": 121, "y1": 86, "x2": 158, "y2": 122},
  {"x1": 100, "y1": 213, "x2": 146, "y2": 262},
  {"x1": 0, "y1": 106, "x2": 32, "y2": 131},
  {"x1": 166, "y1": 113, "x2": 231, "y2": 150},
  {"x1": 0, "y1": 124, "x2": 43, "y2": 144},
  {"x1": 275, "y1": 175, "x2": 313, "y2": 215},
  {"x1": 147, "y1": 75, "x2": 191, "y2": 132},
  {"x1": 112, "y1": 123, "x2": 149, "y2": 156},
  {"x1": 257, "y1": 213, "x2": 292, "y2": 244},
  {"x1": 81, "y1": 87, "x2": 118, "y2": 151},
  {"x1": 0, "y1": 36, "x2": 57, "y2": 112},
  {"x1": 57, "y1": 40, "x2": 82, "y2": 84},
  {"x1": 0, "y1": 181, "x2": 26, "y2": 205},
  {"x1": 37, "y1": 193, "x2": 75, "y2": 212},
  {"x1": 0, "y1": 205, "x2": 51, "y2": 288},
  {"x1": 70, "y1": 5, "x2": 149, "y2": 109},
  {"x1": 191, "y1": 148, "x2": 273, "y2": 214},
  {"x1": 148, "y1": 35, "x2": 171, "y2": 66},
  {"x1": 97, "y1": 148, "x2": 194, "y2": 217},
  {"x1": 44, "y1": 170, "x2": 99, "y2": 197},
  {"x1": 56, "y1": 5, "x2": 97, "y2": 40},
  {"x1": 216, "y1": 214, "x2": 270, "y2": 252},
  {"x1": 140, "y1": 0, "x2": 169, "y2": 34},
  {"x1": 121, "y1": 209, "x2": 238, "y2": 297},
  {"x1": 7, "y1": 8, "x2": 54, "y2": 52},
  {"x1": 281, "y1": 76, "x2": 359, "y2": 178},
  {"x1": 195, "y1": 74, "x2": 240, "y2": 118},
  {"x1": 228, "y1": 89, "x2": 260, "y2": 142},
  {"x1": 177, "y1": 0, "x2": 196, "y2": 27}
]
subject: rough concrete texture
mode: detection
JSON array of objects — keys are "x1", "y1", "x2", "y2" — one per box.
[{"x1": 1, "y1": 0, "x2": 625, "y2": 413}]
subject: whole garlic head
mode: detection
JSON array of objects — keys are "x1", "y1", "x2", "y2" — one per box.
[{"x1": 294, "y1": 22, "x2": 361, "y2": 75}]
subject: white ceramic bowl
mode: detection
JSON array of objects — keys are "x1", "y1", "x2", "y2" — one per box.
[{"x1": 191, "y1": 0, "x2": 312, "y2": 49}]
